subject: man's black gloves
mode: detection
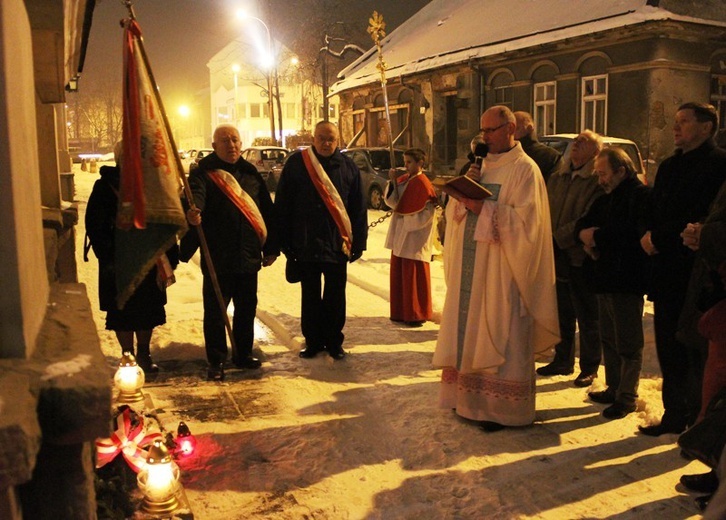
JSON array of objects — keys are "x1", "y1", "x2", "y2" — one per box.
[{"x1": 349, "y1": 251, "x2": 363, "y2": 263}]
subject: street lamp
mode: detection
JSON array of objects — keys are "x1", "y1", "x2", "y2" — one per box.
[
  {"x1": 319, "y1": 33, "x2": 365, "y2": 122},
  {"x1": 236, "y1": 10, "x2": 276, "y2": 143},
  {"x1": 177, "y1": 105, "x2": 190, "y2": 150},
  {"x1": 231, "y1": 64, "x2": 240, "y2": 128}
]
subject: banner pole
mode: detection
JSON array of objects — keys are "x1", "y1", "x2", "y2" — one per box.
[
  {"x1": 368, "y1": 11, "x2": 399, "y2": 198},
  {"x1": 122, "y1": 3, "x2": 238, "y2": 362}
]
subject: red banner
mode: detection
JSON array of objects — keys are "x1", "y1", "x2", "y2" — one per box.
[{"x1": 115, "y1": 19, "x2": 187, "y2": 308}]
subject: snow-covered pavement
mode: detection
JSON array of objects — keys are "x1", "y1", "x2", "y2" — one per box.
[{"x1": 74, "y1": 165, "x2": 708, "y2": 519}]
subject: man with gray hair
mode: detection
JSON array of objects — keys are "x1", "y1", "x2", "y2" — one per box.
[
  {"x1": 183, "y1": 124, "x2": 279, "y2": 381},
  {"x1": 433, "y1": 105, "x2": 559, "y2": 432},
  {"x1": 538, "y1": 130, "x2": 604, "y2": 388}
]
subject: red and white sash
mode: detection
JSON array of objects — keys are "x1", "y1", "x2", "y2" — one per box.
[
  {"x1": 206, "y1": 169, "x2": 267, "y2": 246},
  {"x1": 302, "y1": 147, "x2": 353, "y2": 257}
]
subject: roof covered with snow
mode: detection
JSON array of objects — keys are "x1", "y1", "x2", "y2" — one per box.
[{"x1": 330, "y1": 0, "x2": 726, "y2": 95}]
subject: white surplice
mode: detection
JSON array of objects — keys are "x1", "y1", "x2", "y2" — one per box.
[{"x1": 432, "y1": 142, "x2": 560, "y2": 425}]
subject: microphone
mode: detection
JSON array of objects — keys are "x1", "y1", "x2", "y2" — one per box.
[{"x1": 474, "y1": 143, "x2": 488, "y2": 166}]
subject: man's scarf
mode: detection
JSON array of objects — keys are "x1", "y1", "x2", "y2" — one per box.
[
  {"x1": 394, "y1": 173, "x2": 438, "y2": 215},
  {"x1": 206, "y1": 169, "x2": 267, "y2": 246},
  {"x1": 302, "y1": 148, "x2": 353, "y2": 257}
]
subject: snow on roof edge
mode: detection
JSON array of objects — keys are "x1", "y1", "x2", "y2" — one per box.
[{"x1": 330, "y1": 7, "x2": 726, "y2": 96}]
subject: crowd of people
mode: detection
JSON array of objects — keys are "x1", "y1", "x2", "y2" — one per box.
[{"x1": 86, "y1": 102, "x2": 726, "y2": 516}]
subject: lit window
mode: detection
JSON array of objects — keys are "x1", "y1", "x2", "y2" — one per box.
[{"x1": 581, "y1": 74, "x2": 608, "y2": 134}]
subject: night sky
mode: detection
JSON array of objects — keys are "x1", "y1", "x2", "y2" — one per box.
[{"x1": 82, "y1": 0, "x2": 430, "y2": 105}]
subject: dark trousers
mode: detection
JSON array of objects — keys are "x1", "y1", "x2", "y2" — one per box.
[
  {"x1": 653, "y1": 296, "x2": 705, "y2": 428},
  {"x1": 299, "y1": 261, "x2": 347, "y2": 350},
  {"x1": 553, "y1": 266, "x2": 601, "y2": 373},
  {"x1": 202, "y1": 272, "x2": 258, "y2": 365},
  {"x1": 598, "y1": 293, "x2": 644, "y2": 405}
]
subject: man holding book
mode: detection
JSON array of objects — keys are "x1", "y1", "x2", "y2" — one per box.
[{"x1": 433, "y1": 105, "x2": 559, "y2": 432}]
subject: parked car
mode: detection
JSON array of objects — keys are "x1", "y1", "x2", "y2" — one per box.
[
  {"x1": 241, "y1": 146, "x2": 289, "y2": 191},
  {"x1": 341, "y1": 147, "x2": 407, "y2": 210},
  {"x1": 540, "y1": 134, "x2": 647, "y2": 184},
  {"x1": 268, "y1": 149, "x2": 298, "y2": 192},
  {"x1": 187, "y1": 148, "x2": 213, "y2": 174}
]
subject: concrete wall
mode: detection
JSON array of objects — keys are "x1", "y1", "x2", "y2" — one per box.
[{"x1": 0, "y1": 0, "x2": 49, "y2": 359}]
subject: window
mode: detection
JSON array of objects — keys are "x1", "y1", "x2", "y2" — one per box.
[
  {"x1": 493, "y1": 86, "x2": 513, "y2": 109},
  {"x1": 534, "y1": 81, "x2": 556, "y2": 136},
  {"x1": 711, "y1": 75, "x2": 726, "y2": 132},
  {"x1": 250, "y1": 104, "x2": 261, "y2": 118},
  {"x1": 581, "y1": 74, "x2": 608, "y2": 134},
  {"x1": 285, "y1": 103, "x2": 296, "y2": 119}
]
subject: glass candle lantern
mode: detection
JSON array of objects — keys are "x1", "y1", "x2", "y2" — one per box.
[
  {"x1": 114, "y1": 352, "x2": 145, "y2": 403},
  {"x1": 137, "y1": 439, "x2": 180, "y2": 514}
]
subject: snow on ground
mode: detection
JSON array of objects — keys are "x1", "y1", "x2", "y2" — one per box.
[{"x1": 74, "y1": 164, "x2": 707, "y2": 519}]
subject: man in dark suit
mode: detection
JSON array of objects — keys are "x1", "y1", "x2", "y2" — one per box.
[
  {"x1": 275, "y1": 121, "x2": 367, "y2": 360},
  {"x1": 639, "y1": 102, "x2": 726, "y2": 435}
]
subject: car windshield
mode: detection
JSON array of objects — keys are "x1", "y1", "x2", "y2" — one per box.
[
  {"x1": 368, "y1": 150, "x2": 404, "y2": 170},
  {"x1": 262, "y1": 150, "x2": 287, "y2": 162}
]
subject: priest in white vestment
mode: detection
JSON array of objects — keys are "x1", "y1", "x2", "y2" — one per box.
[{"x1": 432, "y1": 105, "x2": 560, "y2": 431}]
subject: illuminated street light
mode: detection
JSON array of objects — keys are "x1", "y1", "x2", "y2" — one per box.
[
  {"x1": 236, "y1": 9, "x2": 276, "y2": 143},
  {"x1": 231, "y1": 64, "x2": 240, "y2": 127}
]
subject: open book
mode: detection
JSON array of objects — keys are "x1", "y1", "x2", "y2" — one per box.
[{"x1": 441, "y1": 175, "x2": 493, "y2": 200}]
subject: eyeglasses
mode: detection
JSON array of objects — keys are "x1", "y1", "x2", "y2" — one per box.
[{"x1": 480, "y1": 123, "x2": 507, "y2": 135}]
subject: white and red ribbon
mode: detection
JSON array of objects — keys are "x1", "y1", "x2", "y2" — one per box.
[
  {"x1": 207, "y1": 169, "x2": 267, "y2": 246},
  {"x1": 95, "y1": 407, "x2": 162, "y2": 473},
  {"x1": 302, "y1": 147, "x2": 353, "y2": 257}
]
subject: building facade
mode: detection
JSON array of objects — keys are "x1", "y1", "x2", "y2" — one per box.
[
  {"x1": 208, "y1": 36, "x2": 331, "y2": 148},
  {"x1": 0, "y1": 1, "x2": 110, "y2": 517},
  {"x1": 331, "y1": 0, "x2": 726, "y2": 182}
]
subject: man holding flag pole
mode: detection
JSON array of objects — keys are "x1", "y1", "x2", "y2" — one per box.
[
  {"x1": 117, "y1": 6, "x2": 276, "y2": 382},
  {"x1": 182, "y1": 124, "x2": 279, "y2": 381}
]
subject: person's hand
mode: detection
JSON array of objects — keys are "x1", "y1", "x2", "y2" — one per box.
[
  {"x1": 680, "y1": 222, "x2": 702, "y2": 251},
  {"x1": 578, "y1": 227, "x2": 598, "y2": 247},
  {"x1": 462, "y1": 197, "x2": 484, "y2": 215},
  {"x1": 388, "y1": 168, "x2": 398, "y2": 181},
  {"x1": 349, "y1": 251, "x2": 363, "y2": 263},
  {"x1": 465, "y1": 163, "x2": 481, "y2": 180},
  {"x1": 186, "y1": 208, "x2": 201, "y2": 226},
  {"x1": 262, "y1": 254, "x2": 278, "y2": 267},
  {"x1": 640, "y1": 231, "x2": 658, "y2": 255}
]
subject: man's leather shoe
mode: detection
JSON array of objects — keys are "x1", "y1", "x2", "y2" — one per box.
[
  {"x1": 480, "y1": 421, "x2": 505, "y2": 432},
  {"x1": 574, "y1": 372, "x2": 597, "y2": 387},
  {"x1": 602, "y1": 401, "x2": 637, "y2": 420},
  {"x1": 695, "y1": 494, "x2": 712, "y2": 512},
  {"x1": 207, "y1": 363, "x2": 225, "y2": 382},
  {"x1": 638, "y1": 422, "x2": 685, "y2": 436},
  {"x1": 680, "y1": 470, "x2": 719, "y2": 494},
  {"x1": 588, "y1": 388, "x2": 616, "y2": 404},
  {"x1": 328, "y1": 347, "x2": 346, "y2": 360},
  {"x1": 234, "y1": 356, "x2": 262, "y2": 369},
  {"x1": 299, "y1": 346, "x2": 323, "y2": 358},
  {"x1": 536, "y1": 362, "x2": 574, "y2": 376}
]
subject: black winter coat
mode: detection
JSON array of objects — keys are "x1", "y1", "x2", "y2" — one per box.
[
  {"x1": 86, "y1": 165, "x2": 178, "y2": 312},
  {"x1": 520, "y1": 134, "x2": 562, "y2": 184},
  {"x1": 275, "y1": 148, "x2": 367, "y2": 263},
  {"x1": 181, "y1": 153, "x2": 279, "y2": 275},
  {"x1": 646, "y1": 139, "x2": 726, "y2": 300},
  {"x1": 575, "y1": 177, "x2": 650, "y2": 295}
]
